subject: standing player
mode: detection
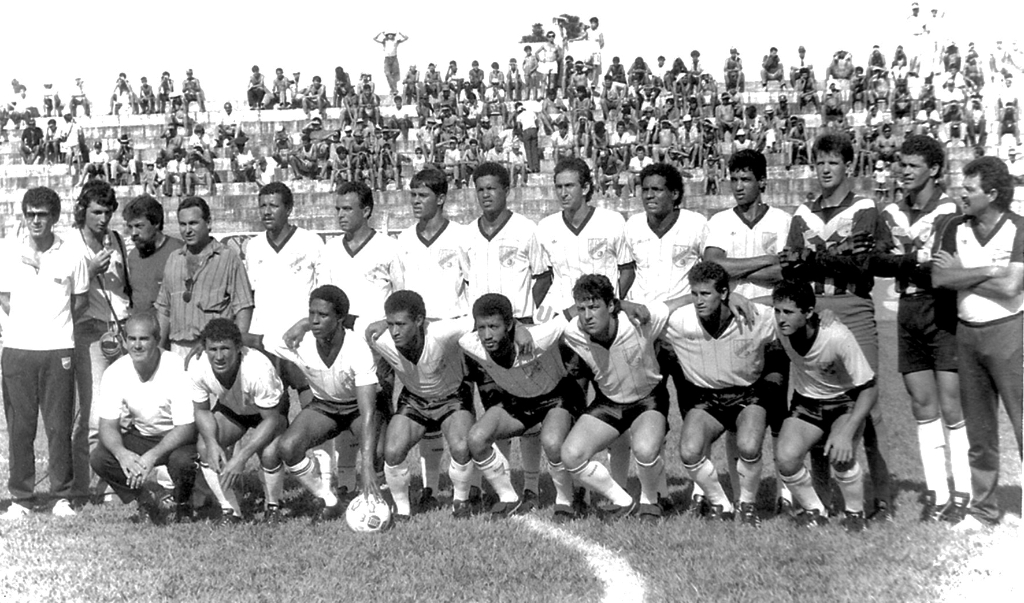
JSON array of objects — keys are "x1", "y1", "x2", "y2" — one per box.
[
  {"x1": 704, "y1": 149, "x2": 794, "y2": 514},
  {"x1": 190, "y1": 319, "x2": 287, "y2": 525},
  {"x1": 772, "y1": 280, "x2": 878, "y2": 533},
  {"x1": 665, "y1": 262, "x2": 783, "y2": 526},
  {"x1": 780, "y1": 132, "x2": 894, "y2": 521},
  {"x1": 933, "y1": 156, "x2": 1023, "y2": 531},
  {"x1": 872, "y1": 136, "x2": 969, "y2": 521}
]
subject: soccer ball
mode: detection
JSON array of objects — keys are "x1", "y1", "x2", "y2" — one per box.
[{"x1": 345, "y1": 494, "x2": 392, "y2": 533}]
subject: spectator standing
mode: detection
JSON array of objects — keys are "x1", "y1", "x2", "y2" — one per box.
[{"x1": 374, "y1": 31, "x2": 409, "y2": 96}]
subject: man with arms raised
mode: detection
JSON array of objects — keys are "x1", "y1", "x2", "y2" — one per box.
[{"x1": 90, "y1": 312, "x2": 198, "y2": 524}]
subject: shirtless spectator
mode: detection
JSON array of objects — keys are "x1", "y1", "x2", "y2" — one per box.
[
  {"x1": 761, "y1": 47, "x2": 785, "y2": 89},
  {"x1": 302, "y1": 76, "x2": 329, "y2": 119},
  {"x1": 182, "y1": 69, "x2": 206, "y2": 112},
  {"x1": 537, "y1": 31, "x2": 561, "y2": 95},
  {"x1": 724, "y1": 47, "x2": 745, "y2": 93},
  {"x1": 137, "y1": 77, "x2": 156, "y2": 115},
  {"x1": 716, "y1": 93, "x2": 739, "y2": 140},
  {"x1": 333, "y1": 66, "x2": 352, "y2": 108},
  {"x1": 268, "y1": 69, "x2": 295, "y2": 109},
  {"x1": 374, "y1": 31, "x2": 408, "y2": 96},
  {"x1": 468, "y1": 61, "x2": 485, "y2": 99}
]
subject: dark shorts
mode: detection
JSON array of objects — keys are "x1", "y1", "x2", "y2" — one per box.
[
  {"x1": 305, "y1": 397, "x2": 361, "y2": 436},
  {"x1": 214, "y1": 403, "x2": 287, "y2": 431},
  {"x1": 375, "y1": 352, "x2": 396, "y2": 421},
  {"x1": 499, "y1": 377, "x2": 585, "y2": 431},
  {"x1": 789, "y1": 392, "x2": 854, "y2": 433},
  {"x1": 396, "y1": 382, "x2": 475, "y2": 432},
  {"x1": 584, "y1": 386, "x2": 669, "y2": 434},
  {"x1": 897, "y1": 293, "x2": 959, "y2": 374},
  {"x1": 689, "y1": 384, "x2": 761, "y2": 432},
  {"x1": 763, "y1": 341, "x2": 791, "y2": 437}
]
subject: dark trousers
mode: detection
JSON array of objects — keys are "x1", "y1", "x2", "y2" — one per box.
[
  {"x1": 522, "y1": 127, "x2": 540, "y2": 172},
  {"x1": 2, "y1": 348, "x2": 76, "y2": 503},
  {"x1": 90, "y1": 429, "x2": 198, "y2": 505},
  {"x1": 958, "y1": 314, "x2": 1023, "y2": 523}
]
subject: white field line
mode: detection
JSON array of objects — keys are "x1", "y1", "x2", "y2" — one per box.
[{"x1": 516, "y1": 515, "x2": 647, "y2": 603}]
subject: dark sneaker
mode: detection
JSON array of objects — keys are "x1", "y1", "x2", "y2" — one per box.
[
  {"x1": 920, "y1": 490, "x2": 952, "y2": 522},
  {"x1": 215, "y1": 510, "x2": 243, "y2": 527},
  {"x1": 867, "y1": 499, "x2": 894, "y2": 523},
  {"x1": 552, "y1": 503, "x2": 579, "y2": 524},
  {"x1": 686, "y1": 494, "x2": 708, "y2": 518},
  {"x1": 520, "y1": 489, "x2": 539, "y2": 513},
  {"x1": 452, "y1": 499, "x2": 473, "y2": 520},
  {"x1": 842, "y1": 510, "x2": 867, "y2": 533},
  {"x1": 944, "y1": 491, "x2": 971, "y2": 524},
  {"x1": 132, "y1": 502, "x2": 153, "y2": 525},
  {"x1": 392, "y1": 513, "x2": 411, "y2": 524},
  {"x1": 311, "y1": 498, "x2": 343, "y2": 524},
  {"x1": 150, "y1": 493, "x2": 177, "y2": 525},
  {"x1": 173, "y1": 504, "x2": 194, "y2": 524},
  {"x1": 417, "y1": 487, "x2": 439, "y2": 513},
  {"x1": 598, "y1": 499, "x2": 637, "y2": 521},
  {"x1": 775, "y1": 496, "x2": 795, "y2": 517},
  {"x1": 638, "y1": 503, "x2": 663, "y2": 523},
  {"x1": 799, "y1": 508, "x2": 828, "y2": 528},
  {"x1": 336, "y1": 486, "x2": 356, "y2": 505},
  {"x1": 571, "y1": 488, "x2": 590, "y2": 518},
  {"x1": 467, "y1": 486, "x2": 484, "y2": 514},
  {"x1": 738, "y1": 502, "x2": 761, "y2": 527},
  {"x1": 488, "y1": 499, "x2": 523, "y2": 520},
  {"x1": 705, "y1": 504, "x2": 736, "y2": 522},
  {"x1": 263, "y1": 504, "x2": 283, "y2": 525},
  {"x1": 657, "y1": 495, "x2": 676, "y2": 517}
]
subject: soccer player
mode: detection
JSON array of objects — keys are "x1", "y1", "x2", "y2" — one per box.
[
  {"x1": 462, "y1": 293, "x2": 582, "y2": 520},
  {"x1": 704, "y1": 149, "x2": 794, "y2": 514},
  {"x1": 780, "y1": 132, "x2": 894, "y2": 521},
  {"x1": 872, "y1": 136, "x2": 969, "y2": 521},
  {"x1": 932, "y1": 156, "x2": 1023, "y2": 531},
  {"x1": 190, "y1": 319, "x2": 287, "y2": 525},
  {"x1": 90, "y1": 312, "x2": 198, "y2": 524},
  {"x1": 255, "y1": 286, "x2": 381, "y2": 523},
  {"x1": 665, "y1": 262, "x2": 783, "y2": 526},
  {"x1": 772, "y1": 280, "x2": 878, "y2": 533}
]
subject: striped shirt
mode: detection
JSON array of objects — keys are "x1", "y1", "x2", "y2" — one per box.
[{"x1": 879, "y1": 191, "x2": 958, "y2": 294}]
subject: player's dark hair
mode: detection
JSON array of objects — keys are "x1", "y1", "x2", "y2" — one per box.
[
  {"x1": 554, "y1": 158, "x2": 594, "y2": 202},
  {"x1": 337, "y1": 181, "x2": 375, "y2": 215},
  {"x1": 258, "y1": 181, "x2": 294, "y2": 210},
  {"x1": 410, "y1": 168, "x2": 449, "y2": 197},
  {"x1": 123, "y1": 195, "x2": 165, "y2": 229},
  {"x1": 772, "y1": 279, "x2": 816, "y2": 312},
  {"x1": 472, "y1": 293, "x2": 514, "y2": 326},
  {"x1": 385, "y1": 290, "x2": 426, "y2": 320},
  {"x1": 125, "y1": 310, "x2": 160, "y2": 338},
  {"x1": 900, "y1": 135, "x2": 946, "y2": 178},
  {"x1": 310, "y1": 285, "x2": 350, "y2": 317},
  {"x1": 200, "y1": 318, "x2": 243, "y2": 346},
  {"x1": 811, "y1": 132, "x2": 855, "y2": 164},
  {"x1": 728, "y1": 149, "x2": 768, "y2": 181},
  {"x1": 178, "y1": 196, "x2": 211, "y2": 222},
  {"x1": 638, "y1": 163, "x2": 684, "y2": 206},
  {"x1": 689, "y1": 261, "x2": 730, "y2": 293},
  {"x1": 22, "y1": 186, "x2": 62, "y2": 216},
  {"x1": 74, "y1": 180, "x2": 118, "y2": 227},
  {"x1": 572, "y1": 274, "x2": 618, "y2": 310},
  {"x1": 963, "y1": 156, "x2": 1014, "y2": 210},
  {"x1": 473, "y1": 162, "x2": 511, "y2": 189}
]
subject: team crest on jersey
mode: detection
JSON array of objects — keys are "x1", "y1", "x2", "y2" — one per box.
[
  {"x1": 588, "y1": 239, "x2": 610, "y2": 260},
  {"x1": 499, "y1": 246, "x2": 518, "y2": 268},
  {"x1": 672, "y1": 244, "x2": 695, "y2": 268},
  {"x1": 761, "y1": 232, "x2": 779, "y2": 254},
  {"x1": 437, "y1": 249, "x2": 457, "y2": 269}
]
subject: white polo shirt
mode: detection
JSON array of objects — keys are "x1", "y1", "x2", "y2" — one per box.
[
  {"x1": 316, "y1": 230, "x2": 403, "y2": 322},
  {"x1": 189, "y1": 347, "x2": 283, "y2": 416},
  {"x1": 370, "y1": 317, "x2": 473, "y2": 400},
  {"x1": 397, "y1": 221, "x2": 470, "y2": 319},
  {"x1": 0, "y1": 234, "x2": 89, "y2": 350},
  {"x1": 97, "y1": 350, "x2": 194, "y2": 437},
  {"x1": 778, "y1": 321, "x2": 875, "y2": 400},
  {"x1": 459, "y1": 318, "x2": 566, "y2": 399},
  {"x1": 463, "y1": 212, "x2": 546, "y2": 319},
  {"x1": 939, "y1": 213, "x2": 1024, "y2": 323},
  {"x1": 244, "y1": 227, "x2": 323, "y2": 336},
  {"x1": 623, "y1": 208, "x2": 708, "y2": 302},
  {"x1": 264, "y1": 330, "x2": 378, "y2": 406},
  {"x1": 537, "y1": 206, "x2": 627, "y2": 310},
  {"x1": 705, "y1": 205, "x2": 792, "y2": 299}
]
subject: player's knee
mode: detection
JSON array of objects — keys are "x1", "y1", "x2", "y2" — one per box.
[
  {"x1": 560, "y1": 441, "x2": 586, "y2": 469},
  {"x1": 678, "y1": 438, "x2": 704, "y2": 465},
  {"x1": 466, "y1": 425, "x2": 492, "y2": 459},
  {"x1": 632, "y1": 440, "x2": 660, "y2": 465},
  {"x1": 540, "y1": 432, "x2": 564, "y2": 462},
  {"x1": 736, "y1": 434, "x2": 762, "y2": 461},
  {"x1": 774, "y1": 447, "x2": 803, "y2": 475}
]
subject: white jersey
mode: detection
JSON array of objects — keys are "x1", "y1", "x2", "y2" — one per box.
[
  {"x1": 370, "y1": 317, "x2": 474, "y2": 400},
  {"x1": 623, "y1": 209, "x2": 708, "y2": 302},
  {"x1": 189, "y1": 347, "x2": 284, "y2": 416},
  {"x1": 537, "y1": 207, "x2": 627, "y2": 310},
  {"x1": 396, "y1": 221, "x2": 470, "y2": 318},
  {"x1": 559, "y1": 302, "x2": 670, "y2": 404},
  {"x1": 705, "y1": 206, "x2": 791, "y2": 299},
  {"x1": 264, "y1": 329, "x2": 378, "y2": 408},
  {"x1": 97, "y1": 351, "x2": 194, "y2": 438},
  {"x1": 459, "y1": 319, "x2": 567, "y2": 399},
  {"x1": 245, "y1": 227, "x2": 323, "y2": 336},
  {"x1": 940, "y1": 213, "x2": 1024, "y2": 323},
  {"x1": 463, "y1": 212, "x2": 546, "y2": 319},
  {"x1": 316, "y1": 230, "x2": 403, "y2": 322},
  {"x1": 778, "y1": 321, "x2": 875, "y2": 401},
  {"x1": 663, "y1": 303, "x2": 776, "y2": 389}
]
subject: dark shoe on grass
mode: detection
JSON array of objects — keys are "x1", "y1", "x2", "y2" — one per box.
[
  {"x1": 738, "y1": 502, "x2": 761, "y2": 527},
  {"x1": 706, "y1": 504, "x2": 735, "y2": 522},
  {"x1": 552, "y1": 503, "x2": 579, "y2": 524},
  {"x1": 417, "y1": 487, "x2": 439, "y2": 513},
  {"x1": 598, "y1": 499, "x2": 637, "y2": 521},
  {"x1": 867, "y1": 499, "x2": 894, "y2": 523},
  {"x1": 215, "y1": 510, "x2": 243, "y2": 527},
  {"x1": 452, "y1": 499, "x2": 474, "y2": 520},
  {"x1": 311, "y1": 499, "x2": 343, "y2": 524},
  {"x1": 489, "y1": 499, "x2": 523, "y2": 520},
  {"x1": 799, "y1": 508, "x2": 828, "y2": 528},
  {"x1": 638, "y1": 503, "x2": 663, "y2": 523},
  {"x1": 842, "y1": 510, "x2": 867, "y2": 533},
  {"x1": 263, "y1": 504, "x2": 283, "y2": 525},
  {"x1": 520, "y1": 489, "x2": 539, "y2": 514},
  {"x1": 686, "y1": 494, "x2": 708, "y2": 518}
]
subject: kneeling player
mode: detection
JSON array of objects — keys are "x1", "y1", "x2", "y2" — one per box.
[
  {"x1": 664, "y1": 262, "x2": 784, "y2": 525},
  {"x1": 191, "y1": 319, "x2": 288, "y2": 525},
  {"x1": 772, "y1": 280, "x2": 878, "y2": 533},
  {"x1": 256, "y1": 286, "x2": 381, "y2": 523},
  {"x1": 462, "y1": 294, "x2": 583, "y2": 520}
]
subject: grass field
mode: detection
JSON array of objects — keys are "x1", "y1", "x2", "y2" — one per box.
[{"x1": 0, "y1": 316, "x2": 1020, "y2": 602}]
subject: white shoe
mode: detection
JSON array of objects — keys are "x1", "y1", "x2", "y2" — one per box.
[
  {"x1": 51, "y1": 498, "x2": 77, "y2": 518},
  {"x1": 1, "y1": 502, "x2": 31, "y2": 521},
  {"x1": 953, "y1": 514, "x2": 988, "y2": 533}
]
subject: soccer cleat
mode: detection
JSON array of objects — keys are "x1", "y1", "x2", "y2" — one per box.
[
  {"x1": 657, "y1": 495, "x2": 676, "y2": 517},
  {"x1": 775, "y1": 497, "x2": 795, "y2": 517},
  {"x1": 149, "y1": 493, "x2": 177, "y2": 525},
  {"x1": 336, "y1": 486, "x2": 356, "y2": 505},
  {"x1": 173, "y1": 504, "x2": 195, "y2": 524},
  {"x1": 738, "y1": 502, "x2": 761, "y2": 527},
  {"x1": 944, "y1": 491, "x2": 971, "y2": 524},
  {"x1": 488, "y1": 499, "x2": 524, "y2": 520},
  {"x1": 598, "y1": 499, "x2": 637, "y2": 521},
  {"x1": 552, "y1": 503, "x2": 579, "y2": 524},
  {"x1": 919, "y1": 490, "x2": 952, "y2": 523},
  {"x1": 867, "y1": 499, "x2": 895, "y2": 523},
  {"x1": 520, "y1": 489, "x2": 539, "y2": 514},
  {"x1": 705, "y1": 504, "x2": 735, "y2": 522},
  {"x1": 417, "y1": 487, "x2": 439, "y2": 513},
  {"x1": 311, "y1": 498, "x2": 343, "y2": 524},
  {"x1": 638, "y1": 503, "x2": 664, "y2": 523},
  {"x1": 841, "y1": 510, "x2": 867, "y2": 533},
  {"x1": 215, "y1": 511, "x2": 243, "y2": 527},
  {"x1": 452, "y1": 499, "x2": 474, "y2": 520},
  {"x1": 1, "y1": 502, "x2": 32, "y2": 521},
  {"x1": 799, "y1": 508, "x2": 829, "y2": 528},
  {"x1": 51, "y1": 498, "x2": 76, "y2": 518},
  {"x1": 686, "y1": 494, "x2": 708, "y2": 518},
  {"x1": 263, "y1": 504, "x2": 284, "y2": 525}
]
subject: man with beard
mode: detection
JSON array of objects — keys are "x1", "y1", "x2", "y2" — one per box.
[{"x1": 123, "y1": 195, "x2": 183, "y2": 314}]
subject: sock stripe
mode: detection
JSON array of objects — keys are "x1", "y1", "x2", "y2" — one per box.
[
  {"x1": 682, "y1": 456, "x2": 707, "y2": 472},
  {"x1": 263, "y1": 464, "x2": 284, "y2": 474},
  {"x1": 635, "y1": 455, "x2": 662, "y2": 469},
  {"x1": 288, "y1": 457, "x2": 315, "y2": 477},
  {"x1": 916, "y1": 417, "x2": 941, "y2": 426},
  {"x1": 945, "y1": 420, "x2": 966, "y2": 430},
  {"x1": 739, "y1": 453, "x2": 762, "y2": 464}
]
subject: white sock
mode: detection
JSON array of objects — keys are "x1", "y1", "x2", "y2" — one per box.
[
  {"x1": 263, "y1": 463, "x2": 285, "y2": 507},
  {"x1": 725, "y1": 432, "x2": 741, "y2": 501},
  {"x1": 476, "y1": 447, "x2": 518, "y2": 503},
  {"x1": 419, "y1": 433, "x2": 445, "y2": 491},
  {"x1": 780, "y1": 466, "x2": 824, "y2": 514},
  {"x1": 335, "y1": 431, "x2": 360, "y2": 491},
  {"x1": 832, "y1": 462, "x2": 864, "y2": 513},
  {"x1": 737, "y1": 454, "x2": 763, "y2": 505},
  {"x1": 548, "y1": 461, "x2": 575, "y2": 506},
  {"x1": 384, "y1": 461, "x2": 411, "y2": 515},
  {"x1": 496, "y1": 438, "x2": 512, "y2": 463},
  {"x1": 288, "y1": 456, "x2": 337, "y2": 506},
  {"x1": 635, "y1": 455, "x2": 664, "y2": 505},
  {"x1": 773, "y1": 436, "x2": 792, "y2": 503},
  {"x1": 917, "y1": 419, "x2": 950, "y2": 503},
  {"x1": 683, "y1": 457, "x2": 732, "y2": 511},
  {"x1": 609, "y1": 434, "x2": 632, "y2": 489},
  {"x1": 692, "y1": 482, "x2": 706, "y2": 499},
  {"x1": 449, "y1": 458, "x2": 476, "y2": 502},
  {"x1": 154, "y1": 465, "x2": 174, "y2": 491},
  {"x1": 569, "y1": 460, "x2": 632, "y2": 507},
  {"x1": 200, "y1": 462, "x2": 240, "y2": 516},
  {"x1": 946, "y1": 421, "x2": 971, "y2": 496},
  {"x1": 519, "y1": 431, "x2": 542, "y2": 494}
]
